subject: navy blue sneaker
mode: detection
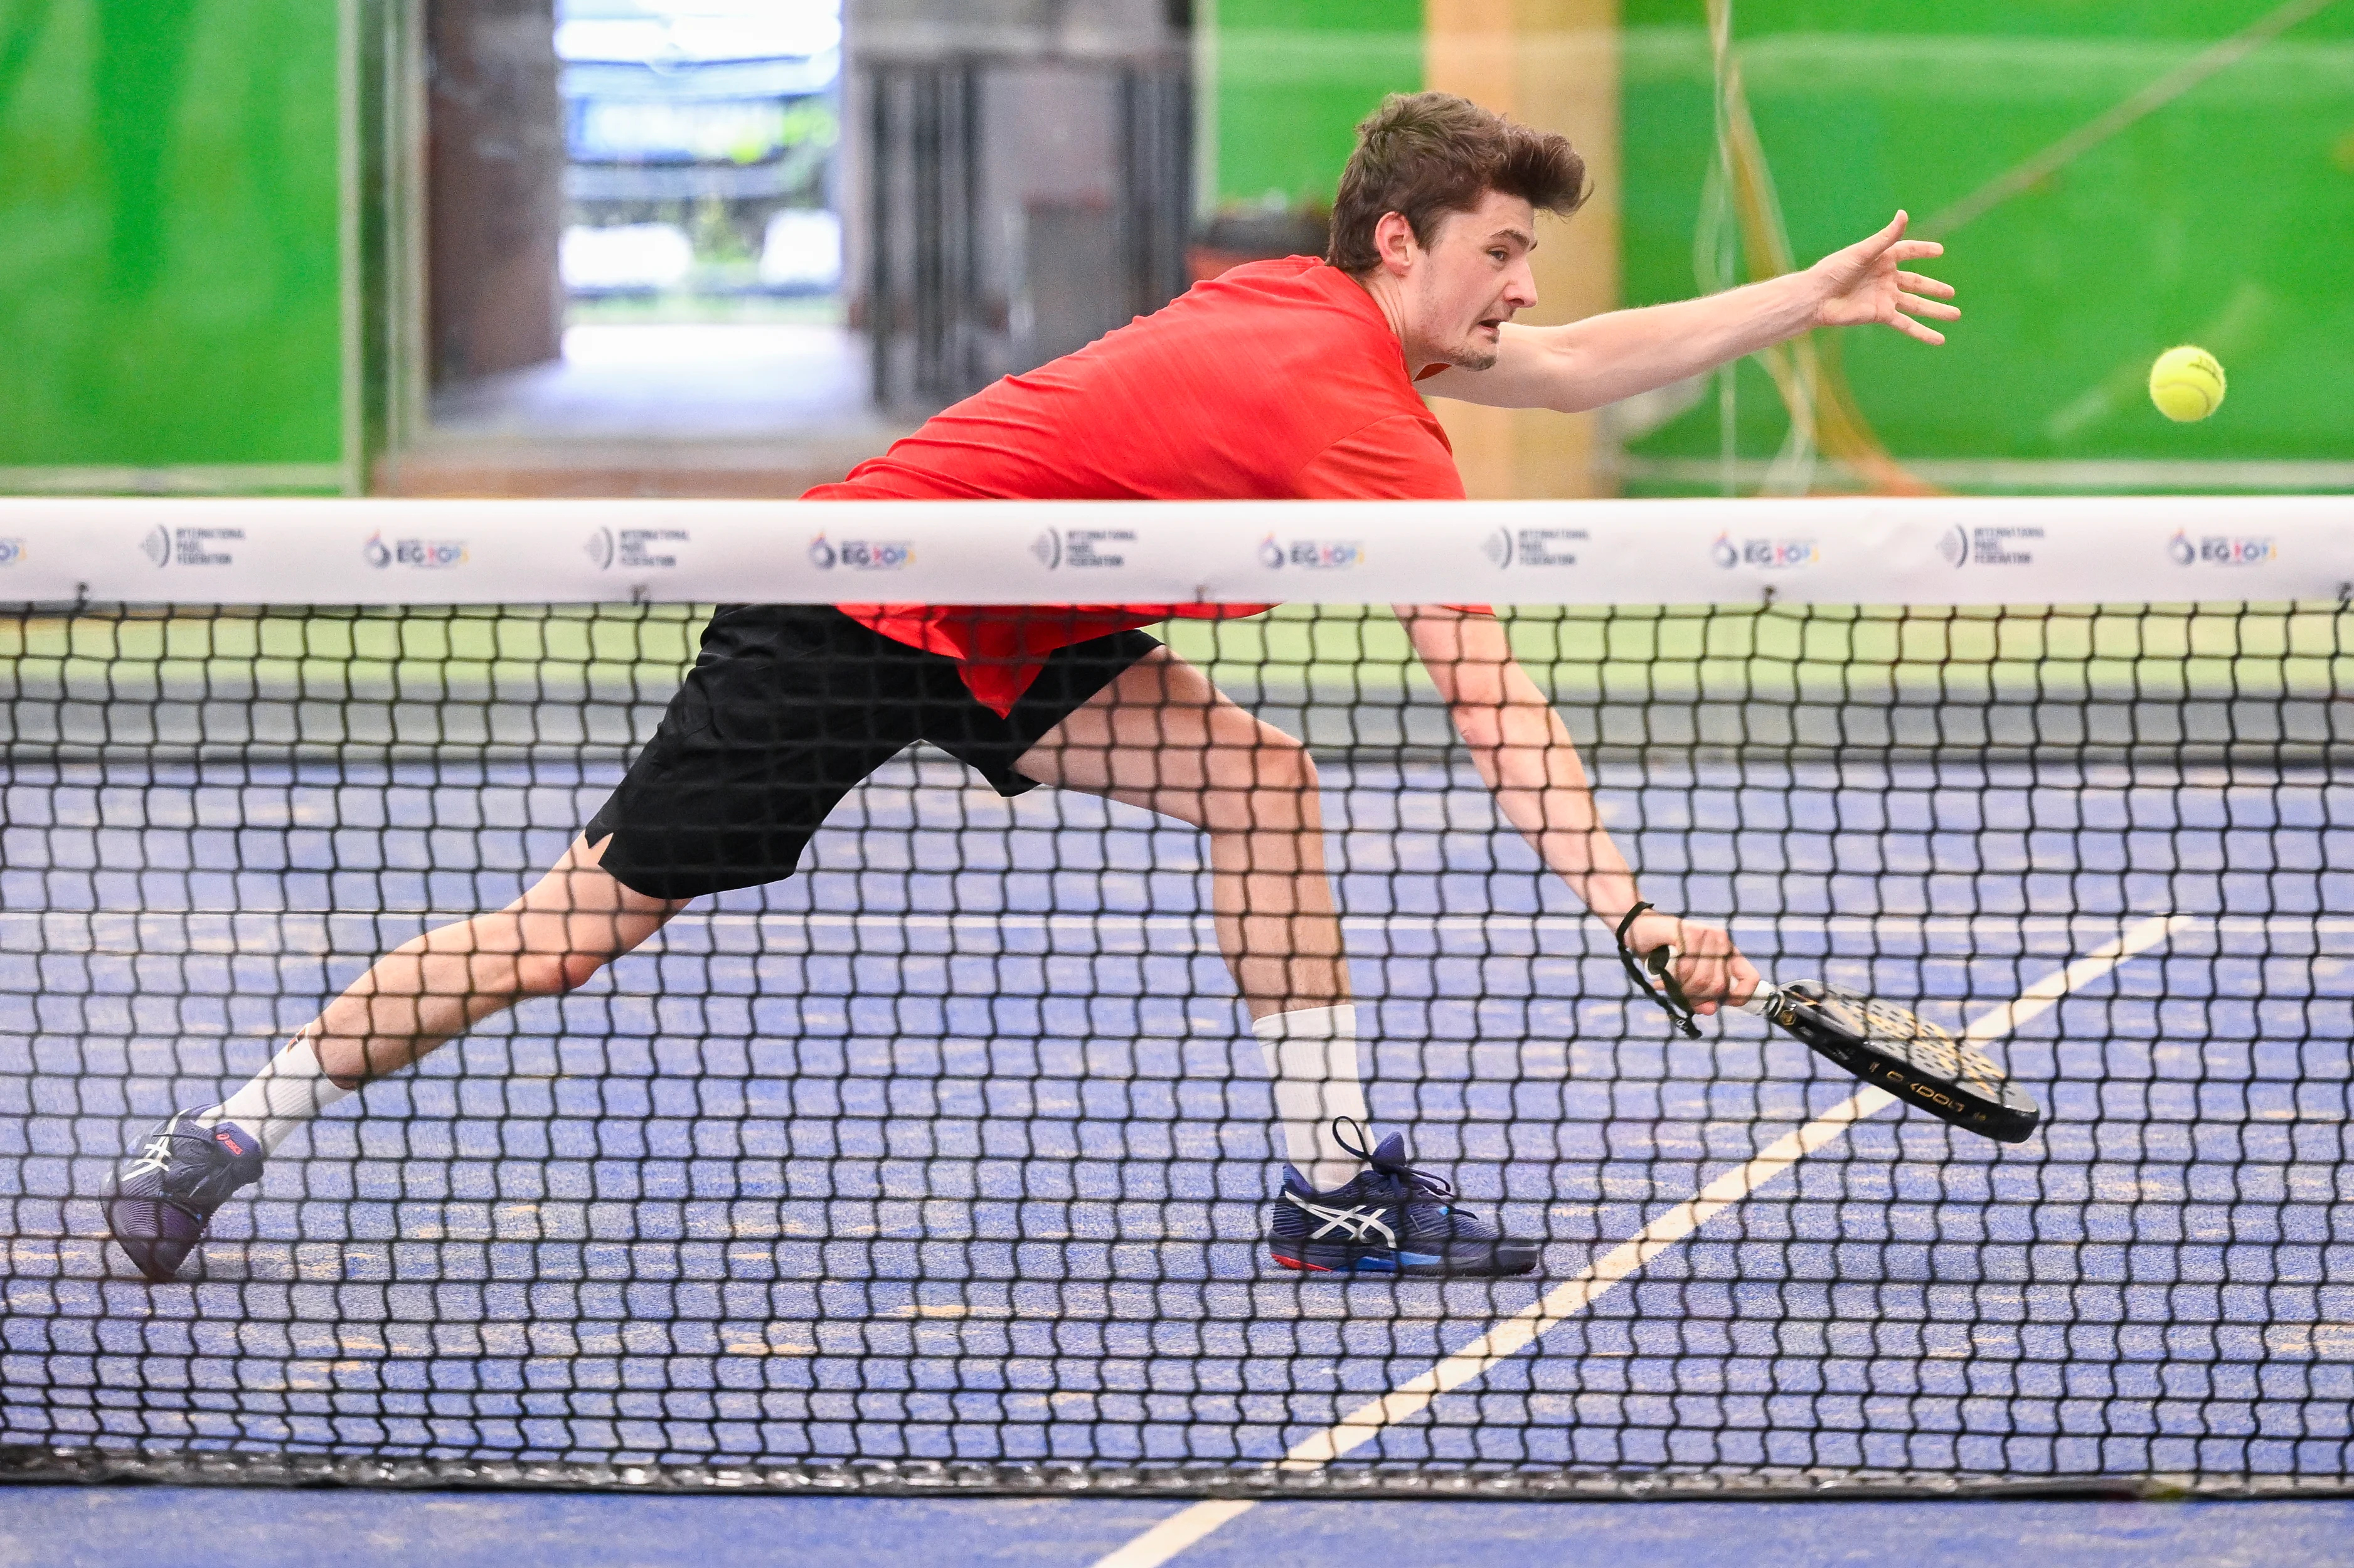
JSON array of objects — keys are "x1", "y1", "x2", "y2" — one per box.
[
  {"x1": 105, "y1": 1111, "x2": 264, "y2": 1282},
  {"x1": 1267, "y1": 1125, "x2": 1539, "y2": 1277}
]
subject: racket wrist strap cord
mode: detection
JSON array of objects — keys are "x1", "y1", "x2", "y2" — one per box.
[{"x1": 1616, "y1": 901, "x2": 1701, "y2": 1039}]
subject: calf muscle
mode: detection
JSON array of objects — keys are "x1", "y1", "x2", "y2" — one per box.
[{"x1": 305, "y1": 836, "x2": 688, "y2": 1086}]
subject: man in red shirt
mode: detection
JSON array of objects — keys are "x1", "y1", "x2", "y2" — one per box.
[{"x1": 112, "y1": 92, "x2": 1956, "y2": 1281}]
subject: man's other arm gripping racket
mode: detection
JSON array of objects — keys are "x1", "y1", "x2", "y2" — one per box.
[{"x1": 1617, "y1": 903, "x2": 2043, "y2": 1145}]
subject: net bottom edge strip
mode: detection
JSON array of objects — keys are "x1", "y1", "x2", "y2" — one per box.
[{"x1": 2, "y1": 1446, "x2": 2346, "y2": 1502}]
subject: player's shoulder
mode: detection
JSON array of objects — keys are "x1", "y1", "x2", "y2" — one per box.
[
  {"x1": 1134, "y1": 257, "x2": 1414, "y2": 401},
  {"x1": 1176, "y1": 255, "x2": 1382, "y2": 324},
  {"x1": 1198, "y1": 253, "x2": 1346, "y2": 290}
]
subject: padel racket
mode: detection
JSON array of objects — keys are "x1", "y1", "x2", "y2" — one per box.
[
  {"x1": 1734, "y1": 977, "x2": 2041, "y2": 1143},
  {"x1": 1615, "y1": 905, "x2": 2042, "y2": 1144}
]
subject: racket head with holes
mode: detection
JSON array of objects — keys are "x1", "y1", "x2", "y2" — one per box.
[{"x1": 1760, "y1": 980, "x2": 2042, "y2": 1143}]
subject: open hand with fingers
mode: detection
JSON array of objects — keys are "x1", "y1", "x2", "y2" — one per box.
[
  {"x1": 1613, "y1": 904, "x2": 1760, "y2": 1025},
  {"x1": 1808, "y1": 211, "x2": 1960, "y2": 345}
]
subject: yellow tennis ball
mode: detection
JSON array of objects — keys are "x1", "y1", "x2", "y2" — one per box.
[{"x1": 2149, "y1": 345, "x2": 2226, "y2": 423}]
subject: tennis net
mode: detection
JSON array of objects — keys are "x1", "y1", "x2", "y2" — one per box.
[{"x1": 4, "y1": 494, "x2": 2352, "y2": 1499}]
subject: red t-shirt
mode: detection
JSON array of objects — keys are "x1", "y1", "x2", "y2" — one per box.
[{"x1": 809, "y1": 256, "x2": 1467, "y2": 714}]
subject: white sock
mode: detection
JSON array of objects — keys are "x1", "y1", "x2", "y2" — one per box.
[
  {"x1": 1252, "y1": 1004, "x2": 1370, "y2": 1192},
  {"x1": 198, "y1": 1037, "x2": 351, "y2": 1157}
]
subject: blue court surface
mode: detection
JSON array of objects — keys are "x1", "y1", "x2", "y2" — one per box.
[
  {"x1": 4, "y1": 738, "x2": 2353, "y2": 1552},
  {"x1": 8, "y1": 1490, "x2": 2354, "y2": 1567}
]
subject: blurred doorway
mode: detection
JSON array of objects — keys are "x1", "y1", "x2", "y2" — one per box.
[
  {"x1": 386, "y1": 0, "x2": 1195, "y2": 497},
  {"x1": 396, "y1": 0, "x2": 895, "y2": 495}
]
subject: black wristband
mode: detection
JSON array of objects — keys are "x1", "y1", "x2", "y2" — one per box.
[{"x1": 1616, "y1": 901, "x2": 1701, "y2": 1040}]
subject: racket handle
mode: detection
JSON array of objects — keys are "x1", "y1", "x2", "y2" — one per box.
[{"x1": 1734, "y1": 979, "x2": 1782, "y2": 1018}]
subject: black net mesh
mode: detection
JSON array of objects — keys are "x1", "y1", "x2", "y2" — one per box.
[{"x1": 4, "y1": 596, "x2": 2351, "y2": 1496}]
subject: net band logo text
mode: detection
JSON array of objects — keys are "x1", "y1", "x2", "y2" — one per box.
[
  {"x1": 1939, "y1": 524, "x2": 2043, "y2": 568},
  {"x1": 585, "y1": 527, "x2": 688, "y2": 571},
  {"x1": 1483, "y1": 527, "x2": 1588, "y2": 569},
  {"x1": 1030, "y1": 527, "x2": 1136, "y2": 570},
  {"x1": 141, "y1": 526, "x2": 242, "y2": 568}
]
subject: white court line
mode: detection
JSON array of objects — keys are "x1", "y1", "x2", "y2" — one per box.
[
  {"x1": 1087, "y1": 913, "x2": 2192, "y2": 1568},
  {"x1": 1089, "y1": 1500, "x2": 1258, "y2": 1568}
]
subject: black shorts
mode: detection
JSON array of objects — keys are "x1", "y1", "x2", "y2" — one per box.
[{"x1": 583, "y1": 604, "x2": 1160, "y2": 899}]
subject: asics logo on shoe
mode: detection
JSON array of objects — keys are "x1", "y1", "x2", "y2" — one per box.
[{"x1": 1281, "y1": 1190, "x2": 1397, "y2": 1246}]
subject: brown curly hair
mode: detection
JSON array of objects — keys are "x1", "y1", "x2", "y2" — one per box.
[{"x1": 1326, "y1": 92, "x2": 1590, "y2": 274}]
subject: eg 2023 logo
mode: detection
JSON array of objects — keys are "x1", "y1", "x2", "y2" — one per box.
[
  {"x1": 1258, "y1": 535, "x2": 1363, "y2": 570},
  {"x1": 808, "y1": 534, "x2": 913, "y2": 571},
  {"x1": 364, "y1": 533, "x2": 467, "y2": 569},
  {"x1": 2169, "y1": 530, "x2": 2276, "y2": 568},
  {"x1": 1711, "y1": 532, "x2": 1817, "y2": 571}
]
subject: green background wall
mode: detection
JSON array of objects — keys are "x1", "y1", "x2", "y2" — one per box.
[
  {"x1": 2, "y1": 3, "x2": 2345, "y2": 492},
  {"x1": 0, "y1": 0, "x2": 352, "y2": 490},
  {"x1": 1206, "y1": 0, "x2": 2353, "y2": 489},
  {"x1": 1208, "y1": 0, "x2": 1422, "y2": 209},
  {"x1": 1618, "y1": 0, "x2": 2354, "y2": 485}
]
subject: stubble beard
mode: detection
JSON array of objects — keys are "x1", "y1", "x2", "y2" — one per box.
[{"x1": 1439, "y1": 315, "x2": 1505, "y2": 372}]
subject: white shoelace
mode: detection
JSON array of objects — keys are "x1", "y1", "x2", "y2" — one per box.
[{"x1": 119, "y1": 1115, "x2": 186, "y2": 1182}]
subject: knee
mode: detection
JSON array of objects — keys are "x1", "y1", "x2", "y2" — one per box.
[
  {"x1": 1204, "y1": 718, "x2": 1319, "y2": 830},
  {"x1": 513, "y1": 950, "x2": 610, "y2": 999},
  {"x1": 1260, "y1": 729, "x2": 1319, "y2": 795}
]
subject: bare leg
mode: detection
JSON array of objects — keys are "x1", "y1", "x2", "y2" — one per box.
[
  {"x1": 303, "y1": 834, "x2": 690, "y2": 1087},
  {"x1": 110, "y1": 839, "x2": 690, "y2": 1278},
  {"x1": 1015, "y1": 647, "x2": 1368, "y2": 1185},
  {"x1": 1013, "y1": 647, "x2": 1345, "y2": 1019}
]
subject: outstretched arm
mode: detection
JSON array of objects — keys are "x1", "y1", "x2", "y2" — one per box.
[
  {"x1": 1419, "y1": 211, "x2": 1959, "y2": 414},
  {"x1": 1402, "y1": 606, "x2": 1759, "y2": 1012}
]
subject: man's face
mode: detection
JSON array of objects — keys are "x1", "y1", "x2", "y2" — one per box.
[{"x1": 1393, "y1": 189, "x2": 1540, "y2": 371}]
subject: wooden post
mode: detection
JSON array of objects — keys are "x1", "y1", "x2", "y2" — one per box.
[{"x1": 1424, "y1": 0, "x2": 1621, "y2": 498}]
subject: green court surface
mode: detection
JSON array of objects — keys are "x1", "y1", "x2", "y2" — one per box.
[{"x1": 10, "y1": 603, "x2": 2348, "y2": 754}]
